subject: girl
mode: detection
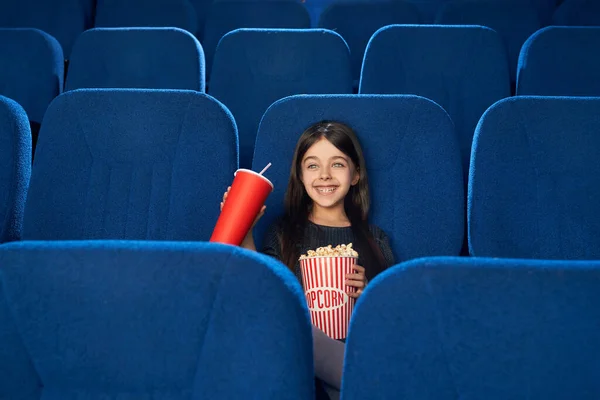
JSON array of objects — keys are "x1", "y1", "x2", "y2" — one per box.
[{"x1": 221, "y1": 121, "x2": 395, "y2": 399}]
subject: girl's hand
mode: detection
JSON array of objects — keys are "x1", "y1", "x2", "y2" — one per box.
[
  {"x1": 346, "y1": 264, "x2": 367, "y2": 299},
  {"x1": 220, "y1": 187, "x2": 266, "y2": 228}
]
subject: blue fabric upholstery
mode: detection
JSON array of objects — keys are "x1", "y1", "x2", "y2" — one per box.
[
  {"x1": 517, "y1": 27, "x2": 600, "y2": 96},
  {"x1": 402, "y1": 0, "x2": 450, "y2": 23},
  {"x1": 0, "y1": 28, "x2": 64, "y2": 125},
  {"x1": 203, "y1": 1, "x2": 310, "y2": 80},
  {"x1": 0, "y1": 240, "x2": 314, "y2": 399},
  {"x1": 210, "y1": 29, "x2": 352, "y2": 169},
  {"x1": 360, "y1": 25, "x2": 510, "y2": 178},
  {"x1": 65, "y1": 28, "x2": 205, "y2": 92},
  {"x1": 95, "y1": 0, "x2": 198, "y2": 36},
  {"x1": 469, "y1": 96, "x2": 600, "y2": 259},
  {"x1": 318, "y1": 1, "x2": 420, "y2": 88},
  {"x1": 553, "y1": 0, "x2": 600, "y2": 26},
  {"x1": 342, "y1": 256, "x2": 600, "y2": 399},
  {"x1": 0, "y1": 266, "x2": 40, "y2": 400},
  {"x1": 252, "y1": 94, "x2": 464, "y2": 261},
  {"x1": 0, "y1": 96, "x2": 31, "y2": 243},
  {"x1": 0, "y1": 0, "x2": 93, "y2": 58},
  {"x1": 435, "y1": 1, "x2": 542, "y2": 85},
  {"x1": 22, "y1": 89, "x2": 238, "y2": 241}
]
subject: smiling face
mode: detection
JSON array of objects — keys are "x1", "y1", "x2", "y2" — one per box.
[{"x1": 300, "y1": 137, "x2": 360, "y2": 213}]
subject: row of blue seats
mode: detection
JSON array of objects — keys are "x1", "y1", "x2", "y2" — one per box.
[
  {"x1": 3, "y1": 91, "x2": 600, "y2": 262},
  {"x1": 0, "y1": 0, "x2": 600, "y2": 81},
  {"x1": 1, "y1": 241, "x2": 599, "y2": 399},
  {"x1": 1, "y1": 0, "x2": 599, "y2": 79},
  {"x1": 3, "y1": 25, "x2": 600, "y2": 169}
]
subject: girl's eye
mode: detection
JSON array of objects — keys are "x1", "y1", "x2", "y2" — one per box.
[
  {"x1": 307, "y1": 164, "x2": 318, "y2": 170},
  {"x1": 333, "y1": 162, "x2": 345, "y2": 168}
]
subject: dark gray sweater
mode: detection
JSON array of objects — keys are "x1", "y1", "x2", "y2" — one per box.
[{"x1": 260, "y1": 220, "x2": 395, "y2": 395}]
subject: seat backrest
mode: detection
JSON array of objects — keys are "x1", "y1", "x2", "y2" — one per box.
[
  {"x1": 203, "y1": 1, "x2": 310, "y2": 78},
  {"x1": 22, "y1": 89, "x2": 238, "y2": 241},
  {"x1": 435, "y1": 0, "x2": 542, "y2": 85},
  {"x1": 95, "y1": 0, "x2": 198, "y2": 36},
  {"x1": 0, "y1": 96, "x2": 31, "y2": 243},
  {"x1": 469, "y1": 96, "x2": 600, "y2": 259},
  {"x1": 360, "y1": 25, "x2": 510, "y2": 178},
  {"x1": 0, "y1": 28, "x2": 64, "y2": 125},
  {"x1": 66, "y1": 28, "x2": 205, "y2": 92},
  {"x1": 210, "y1": 29, "x2": 352, "y2": 168},
  {"x1": 252, "y1": 94, "x2": 464, "y2": 261},
  {"x1": 517, "y1": 26, "x2": 600, "y2": 96},
  {"x1": 553, "y1": 0, "x2": 600, "y2": 26},
  {"x1": 0, "y1": 0, "x2": 93, "y2": 58},
  {"x1": 318, "y1": 1, "x2": 420, "y2": 87},
  {"x1": 343, "y1": 256, "x2": 600, "y2": 400},
  {"x1": 0, "y1": 270, "x2": 40, "y2": 400},
  {"x1": 0, "y1": 240, "x2": 314, "y2": 399}
]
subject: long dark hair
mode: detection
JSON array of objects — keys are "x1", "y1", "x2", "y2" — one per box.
[{"x1": 279, "y1": 121, "x2": 386, "y2": 281}]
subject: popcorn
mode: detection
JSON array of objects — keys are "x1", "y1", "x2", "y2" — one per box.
[{"x1": 299, "y1": 243, "x2": 359, "y2": 260}]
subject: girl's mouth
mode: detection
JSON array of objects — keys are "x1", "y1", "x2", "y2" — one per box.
[{"x1": 314, "y1": 186, "x2": 338, "y2": 195}]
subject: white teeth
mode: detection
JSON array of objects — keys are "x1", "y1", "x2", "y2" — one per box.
[{"x1": 317, "y1": 187, "x2": 336, "y2": 193}]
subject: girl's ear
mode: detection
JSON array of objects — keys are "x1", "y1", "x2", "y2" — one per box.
[{"x1": 351, "y1": 168, "x2": 360, "y2": 186}]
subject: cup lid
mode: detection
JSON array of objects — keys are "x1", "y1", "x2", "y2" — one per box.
[{"x1": 235, "y1": 168, "x2": 274, "y2": 189}]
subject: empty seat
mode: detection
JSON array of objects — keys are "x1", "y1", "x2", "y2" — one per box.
[
  {"x1": 469, "y1": 96, "x2": 600, "y2": 259},
  {"x1": 66, "y1": 28, "x2": 205, "y2": 92},
  {"x1": 0, "y1": 96, "x2": 31, "y2": 243},
  {"x1": 360, "y1": 25, "x2": 511, "y2": 178},
  {"x1": 210, "y1": 29, "x2": 352, "y2": 168},
  {"x1": 0, "y1": 265, "x2": 40, "y2": 400},
  {"x1": 0, "y1": 28, "x2": 64, "y2": 150},
  {"x1": 22, "y1": 89, "x2": 238, "y2": 241},
  {"x1": 517, "y1": 26, "x2": 600, "y2": 96},
  {"x1": 252, "y1": 94, "x2": 464, "y2": 260},
  {"x1": 553, "y1": 0, "x2": 600, "y2": 26},
  {"x1": 0, "y1": 240, "x2": 314, "y2": 398},
  {"x1": 435, "y1": 0, "x2": 542, "y2": 87},
  {"x1": 342, "y1": 256, "x2": 600, "y2": 399},
  {"x1": 318, "y1": 1, "x2": 420, "y2": 88},
  {"x1": 95, "y1": 0, "x2": 198, "y2": 36},
  {"x1": 0, "y1": 0, "x2": 93, "y2": 58},
  {"x1": 203, "y1": 1, "x2": 310, "y2": 78}
]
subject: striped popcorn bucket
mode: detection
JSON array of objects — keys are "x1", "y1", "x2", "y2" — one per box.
[{"x1": 299, "y1": 256, "x2": 357, "y2": 340}]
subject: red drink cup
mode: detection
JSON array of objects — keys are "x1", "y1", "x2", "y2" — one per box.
[
  {"x1": 300, "y1": 256, "x2": 357, "y2": 340},
  {"x1": 210, "y1": 168, "x2": 273, "y2": 245}
]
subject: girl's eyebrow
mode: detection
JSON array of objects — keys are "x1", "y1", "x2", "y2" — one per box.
[
  {"x1": 331, "y1": 156, "x2": 349, "y2": 163},
  {"x1": 302, "y1": 156, "x2": 319, "y2": 163}
]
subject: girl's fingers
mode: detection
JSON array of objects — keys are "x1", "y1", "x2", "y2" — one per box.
[
  {"x1": 345, "y1": 279, "x2": 366, "y2": 288},
  {"x1": 353, "y1": 265, "x2": 366, "y2": 273},
  {"x1": 345, "y1": 273, "x2": 364, "y2": 280}
]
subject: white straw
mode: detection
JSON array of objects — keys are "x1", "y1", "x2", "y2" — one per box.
[{"x1": 258, "y1": 162, "x2": 272, "y2": 175}]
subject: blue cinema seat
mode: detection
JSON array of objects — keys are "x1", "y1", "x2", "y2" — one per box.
[
  {"x1": 0, "y1": 240, "x2": 314, "y2": 399},
  {"x1": 342, "y1": 256, "x2": 600, "y2": 399},
  {"x1": 469, "y1": 96, "x2": 600, "y2": 259},
  {"x1": 0, "y1": 96, "x2": 31, "y2": 243},
  {"x1": 517, "y1": 26, "x2": 600, "y2": 96},
  {"x1": 21, "y1": 89, "x2": 238, "y2": 241},
  {"x1": 66, "y1": 28, "x2": 205, "y2": 92}
]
